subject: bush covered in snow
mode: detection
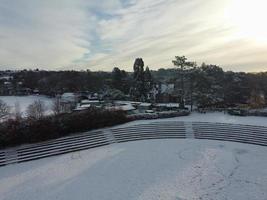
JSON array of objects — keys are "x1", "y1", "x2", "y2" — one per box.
[
  {"x1": 0, "y1": 108, "x2": 129, "y2": 148},
  {"x1": 128, "y1": 110, "x2": 190, "y2": 120}
]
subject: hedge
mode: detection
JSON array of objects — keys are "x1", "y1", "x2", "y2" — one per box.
[{"x1": 0, "y1": 108, "x2": 130, "y2": 148}]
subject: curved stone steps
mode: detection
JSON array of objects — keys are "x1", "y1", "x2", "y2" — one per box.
[
  {"x1": 1, "y1": 121, "x2": 267, "y2": 167},
  {"x1": 116, "y1": 136, "x2": 186, "y2": 143},
  {"x1": 17, "y1": 133, "x2": 106, "y2": 153},
  {"x1": 196, "y1": 136, "x2": 267, "y2": 147}
]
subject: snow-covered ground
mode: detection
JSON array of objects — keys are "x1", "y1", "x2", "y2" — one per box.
[
  {"x1": 0, "y1": 139, "x2": 266, "y2": 200},
  {"x1": 115, "y1": 111, "x2": 267, "y2": 128},
  {"x1": 0, "y1": 95, "x2": 54, "y2": 116},
  {"x1": 1, "y1": 112, "x2": 267, "y2": 200}
]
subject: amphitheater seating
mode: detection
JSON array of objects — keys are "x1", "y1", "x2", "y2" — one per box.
[
  {"x1": 1, "y1": 121, "x2": 267, "y2": 167},
  {"x1": 193, "y1": 122, "x2": 267, "y2": 146}
]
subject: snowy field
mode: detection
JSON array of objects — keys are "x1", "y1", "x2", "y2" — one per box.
[
  {"x1": 0, "y1": 139, "x2": 267, "y2": 200},
  {"x1": 1, "y1": 112, "x2": 267, "y2": 200},
  {"x1": 0, "y1": 95, "x2": 54, "y2": 116},
  {"x1": 115, "y1": 111, "x2": 267, "y2": 128}
]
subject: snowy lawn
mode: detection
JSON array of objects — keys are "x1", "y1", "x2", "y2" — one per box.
[
  {"x1": 0, "y1": 95, "x2": 54, "y2": 116},
  {"x1": 0, "y1": 139, "x2": 266, "y2": 200},
  {"x1": 118, "y1": 111, "x2": 267, "y2": 128},
  {"x1": 1, "y1": 111, "x2": 267, "y2": 200}
]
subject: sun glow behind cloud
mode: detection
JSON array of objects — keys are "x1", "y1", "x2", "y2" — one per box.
[
  {"x1": 225, "y1": 0, "x2": 267, "y2": 43},
  {"x1": 0, "y1": 0, "x2": 267, "y2": 72}
]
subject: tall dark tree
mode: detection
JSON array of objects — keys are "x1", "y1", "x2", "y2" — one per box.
[
  {"x1": 172, "y1": 56, "x2": 196, "y2": 108},
  {"x1": 131, "y1": 58, "x2": 154, "y2": 101},
  {"x1": 185, "y1": 66, "x2": 199, "y2": 111},
  {"x1": 133, "y1": 58, "x2": 144, "y2": 80},
  {"x1": 111, "y1": 67, "x2": 130, "y2": 94},
  {"x1": 193, "y1": 64, "x2": 225, "y2": 108},
  {"x1": 131, "y1": 58, "x2": 145, "y2": 100},
  {"x1": 144, "y1": 66, "x2": 153, "y2": 99},
  {"x1": 112, "y1": 67, "x2": 123, "y2": 90}
]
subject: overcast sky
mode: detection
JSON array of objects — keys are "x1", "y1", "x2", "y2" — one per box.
[{"x1": 0, "y1": 0, "x2": 267, "y2": 72}]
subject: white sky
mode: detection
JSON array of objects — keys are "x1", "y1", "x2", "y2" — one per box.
[{"x1": 0, "y1": 0, "x2": 267, "y2": 72}]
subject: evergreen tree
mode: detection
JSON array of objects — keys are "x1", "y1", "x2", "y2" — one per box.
[
  {"x1": 132, "y1": 58, "x2": 145, "y2": 100},
  {"x1": 172, "y1": 56, "x2": 196, "y2": 108},
  {"x1": 111, "y1": 67, "x2": 131, "y2": 95},
  {"x1": 144, "y1": 66, "x2": 153, "y2": 99},
  {"x1": 131, "y1": 59, "x2": 154, "y2": 101},
  {"x1": 112, "y1": 67, "x2": 123, "y2": 90}
]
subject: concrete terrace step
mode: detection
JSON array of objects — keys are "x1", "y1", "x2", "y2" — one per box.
[
  {"x1": 0, "y1": 131, "x2": 104, "y2": 155},
  {"x1": 196, "y1": 135, "x2": 267, "y2": 146},
  {"x1": 1, "y1": 121, "x2": 267, "y2": 167},
  {"x1": 17, "y1": 137, "x2": 109, "y2": 156},
  {"x1": 17, "y1": 134, "x2": 107, "y2": 153},
  {"x1": 116, "y1": 136, "x2": 186, "y2": 143},
  {"x1": 195, "y1": 132, "x2": 267, "y2": 139},
  {"x1": 112, "y1": 132, "x2": 186, "y2": 137},
  {"x1": 194, "y1": 130, "x2": 267, "y2": 137},
  {"x1": 112, "y1": 126, "x2": 185, "y2": 132},
  {"x1": 114, "y1": 133, "x2": 186, "y2": 139},
  {"x1": 18, "y1": 140, "x2": 110, "y2": 159},
  {"x1": 195, "y1": 133, "x2": 267, "y2": 141},
  {"x1": 112, "y1": 129, "x2": 186, "y2": 135},
  {"x1": 16, "y1": 142, "x2": 111, "y2": 164},
  {"x1": 16, "y1": 131, "x2": 104, "y2": 150},
  {"x1": 193, "y1": 125, "x2": 267, "y2": 132},
  {"x1": 0, "y1": 141, "x2": 111, "y2": 167},
  {"x1": 196, "y1": 136, "x2": 267, "y2": 146},
  {"x1": 193, "y1": 126, "x2": 267, "y2": 133},
  {"x1": 193, "y1": 123, "x2": 267, "y2": 132},
  {"x1": 111, "y1": 127, "x2": 186, "y2": 132}
]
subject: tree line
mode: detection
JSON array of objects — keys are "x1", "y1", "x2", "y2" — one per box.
[
  {"x1": 172, "y1": 56, "x2": 266, "y2": 109},
  {"x1": 1, "y1": 57, "x2": 267, "y2": 108}
]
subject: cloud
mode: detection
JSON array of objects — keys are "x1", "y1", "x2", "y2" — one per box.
[
  {"x1": 84, "y1": 0, "x2": 267, "y2": 72},
  {"x1": 0, "y1": 0, "x2": 267, "y2": 71},
  {"x1": 0, "y1": 0, "x2": 96, "y2": 69}
]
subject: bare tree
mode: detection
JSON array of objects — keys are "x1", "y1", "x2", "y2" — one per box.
[
  {"x1": 52, "y1": 96, "x2": 71, "y2": 115},
  {"x1": 0, "y1": 100, "x2": 10, "y2": 118},
  {"x1": 52, "y1": 96, "x2": 61, "y2": 115},
  {"x1": 14, "y1": 101, "x2": 22, "y2": 120},
  {"x1": 26, "y1": 100, "x2": 46, "y2": 120}
]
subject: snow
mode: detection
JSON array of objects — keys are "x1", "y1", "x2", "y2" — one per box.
[
  {"x1": 0, "y1": 76, "x2": 13, "y2": 80},
  {"x1": 105, "y1": 103, "x2": 136, "y2": 111},
  {"x1": 80, "y1": 100, "x2": 100, "y2": 104},
  {"x1": 0, "y1": 139, "x2": 266, "y2": 200},
  {"x1": 115, "y1": 100, "x2": 141, "y2": 104},
  {"x1": 61, "y1": 93, "x2": 75, "y2": 98},
  {"x1": 0, "y1": 95, "x2": 54, "y2": 116},
  {"x1": 155, "y1": 103, "x2": 180, "y2": 108},
  {"x1": 175, "y1": 111, "x2": 267, "y2": 126},
  {"x1": 114, "y1": 111, "x2": 267, "y2": 128},
  {"x1": 80, "y1": 104, "x2": 91, "y2": 108},
  {"x1": 139, "y1": 103, "x2": 152, "y2": 107},
  {"x1": 61, "y1": 93, "x2": 76, "y2": 103},
  {"x1": 1, "y1": 111, "x2": 267, "y2": 199},
  {"x1": 119, "y1": 104, "x2": 136, "y2": 111}
]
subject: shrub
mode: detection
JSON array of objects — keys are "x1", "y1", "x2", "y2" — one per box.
[
  {"x1": 26, "y1": 100, "x2": 46, "y2": 120},
  {"x1": 0, "y1": 100, "x2": 10, "y2": 118},
  {"x1": 0, "y1": 108, "x2": 129, "y2": 148}
]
